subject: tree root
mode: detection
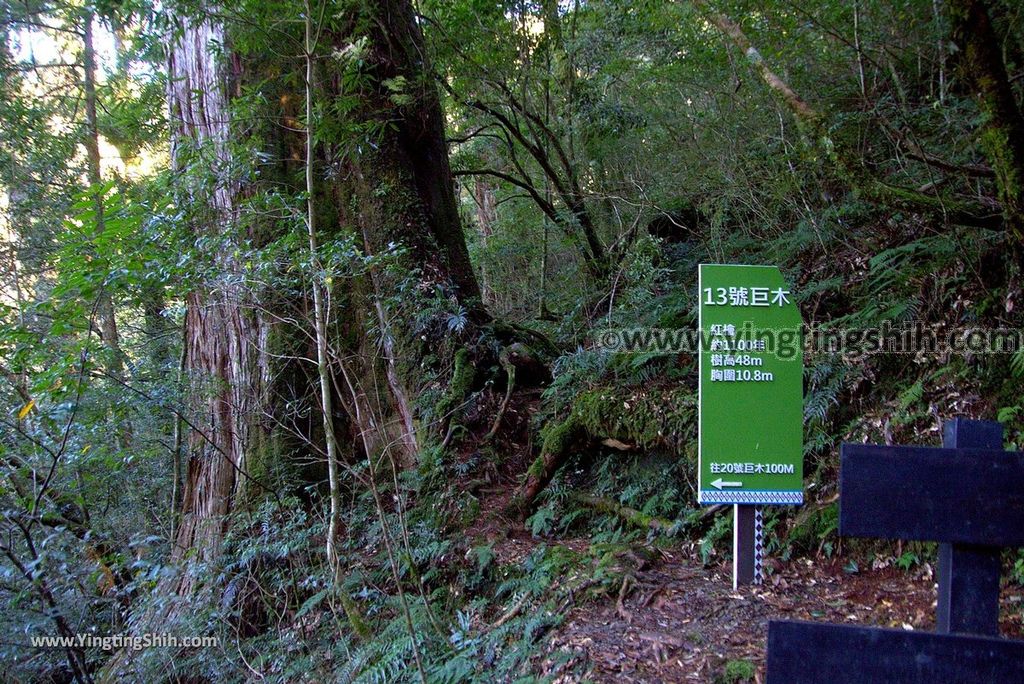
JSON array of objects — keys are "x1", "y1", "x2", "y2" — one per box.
[
  {"x1": 492, "y1": 591, "x2": 531, "y2": 628},
  {"x1": 484, "y1": 350, "x2": 516, "y2": 440},
  {"x1": 507, "y1": 414, "x2": 587, "y2": 516}
]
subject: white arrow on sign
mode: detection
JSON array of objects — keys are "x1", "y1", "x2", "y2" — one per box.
[{"x1": 711, "y1": 478, "x2": 742, "y2": 490}]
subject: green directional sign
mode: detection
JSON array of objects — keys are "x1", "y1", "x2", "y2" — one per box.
[{"x1": 698, "y1": 264, "x2": 804, "y2": 506}]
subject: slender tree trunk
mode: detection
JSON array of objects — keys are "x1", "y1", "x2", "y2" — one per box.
[
  {"x1": 371, "y1": 296, "x2": 420, "y2": 459},
  {"x1": 696, "y1": 0, "x2": 1004, "y2": 230},
  {"x1": 82, "y1": 11, "x2": 124, "y2": 370},
  {"x1": 170, "y1": 322, "x2": 187, "y2": 542},
  {"x1": 142, "y1": 285, "x2": 172, "y2": 370},
  {"x1": 472, "y1": 177, "x2": 496, "y2": 305},
  {"x1": 303, "y1": 1, "x2": 343, "y2": 570}
]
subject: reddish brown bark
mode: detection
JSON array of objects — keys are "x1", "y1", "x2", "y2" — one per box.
[
  {"x1": 166, "y1": 17, "x2": 266, "y2": 577},
  {"x1": 162, "y1": 0, "x2": 489, "y2": 566}
]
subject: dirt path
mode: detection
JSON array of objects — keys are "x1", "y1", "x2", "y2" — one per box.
[
  {"x1": 463, "y1": 457, "x2": 1023, "y2": 683},
  {"x1": 536, "y1": 549, "x2": 1024, "y2": 683}
]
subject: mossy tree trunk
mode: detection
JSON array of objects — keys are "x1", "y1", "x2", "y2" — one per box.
[
  {"x1": 510, "y1": 414, "x2": 587, "y2": 515},
  {"x1": 160, "y1": 0, "x2": 489, "y2": 580},
  {"x1": 347, "y1": 0, "x2": 483, "y2": 306},
  {"x1": 325, "y1": 0, "x2": 488, "y2": 455},
  {"x1": 949, "y1": 0, "x2": 1024, "y2": 248}
]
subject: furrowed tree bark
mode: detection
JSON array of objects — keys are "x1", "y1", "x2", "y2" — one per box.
[
  {"x1": 107, "y1": 8, "x2": 488, "y2": 674},
  {"x1": 165, "y1": 15, "x2": 265, "y2": 585},
  {"x1": 352, "y1": 0, "x2": 483, "y2": 307},
  {"x1": 949, "y1": 0, "x2": 1024, "y2": 247},
  {"x1": 152, "y1": 0, "x2": 488, "y2": 587},
  {"x1": 329, "y1": 0, "x2": 488, "y2": 453},
  {"x1": 103, "y1": 22, "x2": 273, "y2": 679}
]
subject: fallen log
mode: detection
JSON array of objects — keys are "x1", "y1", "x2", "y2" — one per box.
[
  {"x1": 507, "y1": 414, "x2": 588, "y2": 516},
  {"x1": 508, "y1": 386, "x2": 695, "y2": 516},
  {"x1": 570, "y1": 493, "x2": 674, "y2": 533}
]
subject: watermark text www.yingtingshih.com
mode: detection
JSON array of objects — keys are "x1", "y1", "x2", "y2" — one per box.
[
  {"x1": 595, "y1": 321, "x2": 1023, "y2": 360},
  {"x1": 30, "y1": 632, "x2": 220, "y2": 652}
]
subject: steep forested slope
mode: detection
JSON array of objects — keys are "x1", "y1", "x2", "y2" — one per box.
[{"x1": 1, "y1": 1, "x2": 1023, "y2": 682}]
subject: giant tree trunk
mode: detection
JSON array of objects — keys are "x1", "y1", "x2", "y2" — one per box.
[
  {"x1": 165, "y1": 17, "x2": 266, "y2": 582},
  {"x1": 346, "y1": 0, "x2": 483, "y2": 308},
  {"x1": 100, "y1": 19, "x2": 268, "y2": 679},
  {"x1": 326, "y1": 0, "x2": 488, "y2": 455},
  {"x1": 159, "y1": 0, "x2": 485, "y2": 587},
  {"x1": 163, "y1": 0, "x2": 487, "y2": 567}
]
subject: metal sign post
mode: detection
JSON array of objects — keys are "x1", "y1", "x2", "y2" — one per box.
[{"x1": 697, "y1": 264, "x2": 804, "y2": 588}]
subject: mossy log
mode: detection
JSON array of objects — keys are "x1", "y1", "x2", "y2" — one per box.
[
  {"x1": 492, "y1": 321, "x2": 561, "y2": 360},
  {"x1": 507, "y1": 414, "x2": 588, "y2": 516},
  {"x1": 570, "y1": 493, "x2": 674, "y2": 532},
  {"x1": 510, "y1": 387, "x2": 695, "y2": 516}
]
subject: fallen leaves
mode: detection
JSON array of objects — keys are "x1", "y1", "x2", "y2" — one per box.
[{"x1": 538, "y1": 554, "x2": 1022, "y2": 683}]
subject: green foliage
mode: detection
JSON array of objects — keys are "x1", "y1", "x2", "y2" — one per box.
[
  {"x1": 896, "y1": 551, "x2": 921, "y2": 572},
  {"x1": 787, "y1": 504, "x2": 840, "y2": 558},
  {"x1": 526, "y1": 505, "x2": 557, "y2": 537},
  {"x1": 5, "y1": 0, "x2": 1024, "y2": 680},
  {"x1": 718, "y1": 659, "x2": 756, "y2": 684},
  {"x1": 700, "y1": 512, "x2": 734, "y2": 567},
  {"x1": 1011, "y1": 550, "x2": 1024, "y2": 586},
  {"x1": 435, "y1": 348, "x2": 476, "y2": 424}
]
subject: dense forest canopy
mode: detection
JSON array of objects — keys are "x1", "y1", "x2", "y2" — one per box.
[{"x1": 1, "y1": 0, "x2": 1023, "y2": 681}]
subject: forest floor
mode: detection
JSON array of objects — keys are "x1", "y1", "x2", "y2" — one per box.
[
  {"x1": 468, "y1": 489, "x2": 1024, "y2": 683},
  {"x1": 459, "y1": 396, "x2": 1024, "y2": 683},
  {"x1": 539, "y1": 553, "x2": 1024, "y2": 683}
]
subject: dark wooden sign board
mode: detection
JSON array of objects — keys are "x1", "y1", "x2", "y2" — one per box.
[
  {"x1": 766, "y1": 418, "x2": 1024, "y2": 683},
  {"x1": 767, "y1": 621, "x2": 1024, "y2": 682},
  {"x1": 839, "y1": 444, "x2": 1024, "y2": 548}
]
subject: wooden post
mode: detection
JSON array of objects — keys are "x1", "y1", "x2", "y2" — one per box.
[
  {"x1": 937, "y1": 418, "x2": 1003, "y2": 636},
  {"x1": 768, "y1": 417, "x2": 1023, "y2": 682},
  {"x1": 767, "y1": 621, "x2": 1024, "y2": 683},
  {"x1": 733, "y1": 505, "x2": 758, "y2": 588}
]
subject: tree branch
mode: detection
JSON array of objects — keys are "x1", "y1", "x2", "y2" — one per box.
[{"x1": 693, "y1": 0, "x2": 1004, "y2": 230}]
